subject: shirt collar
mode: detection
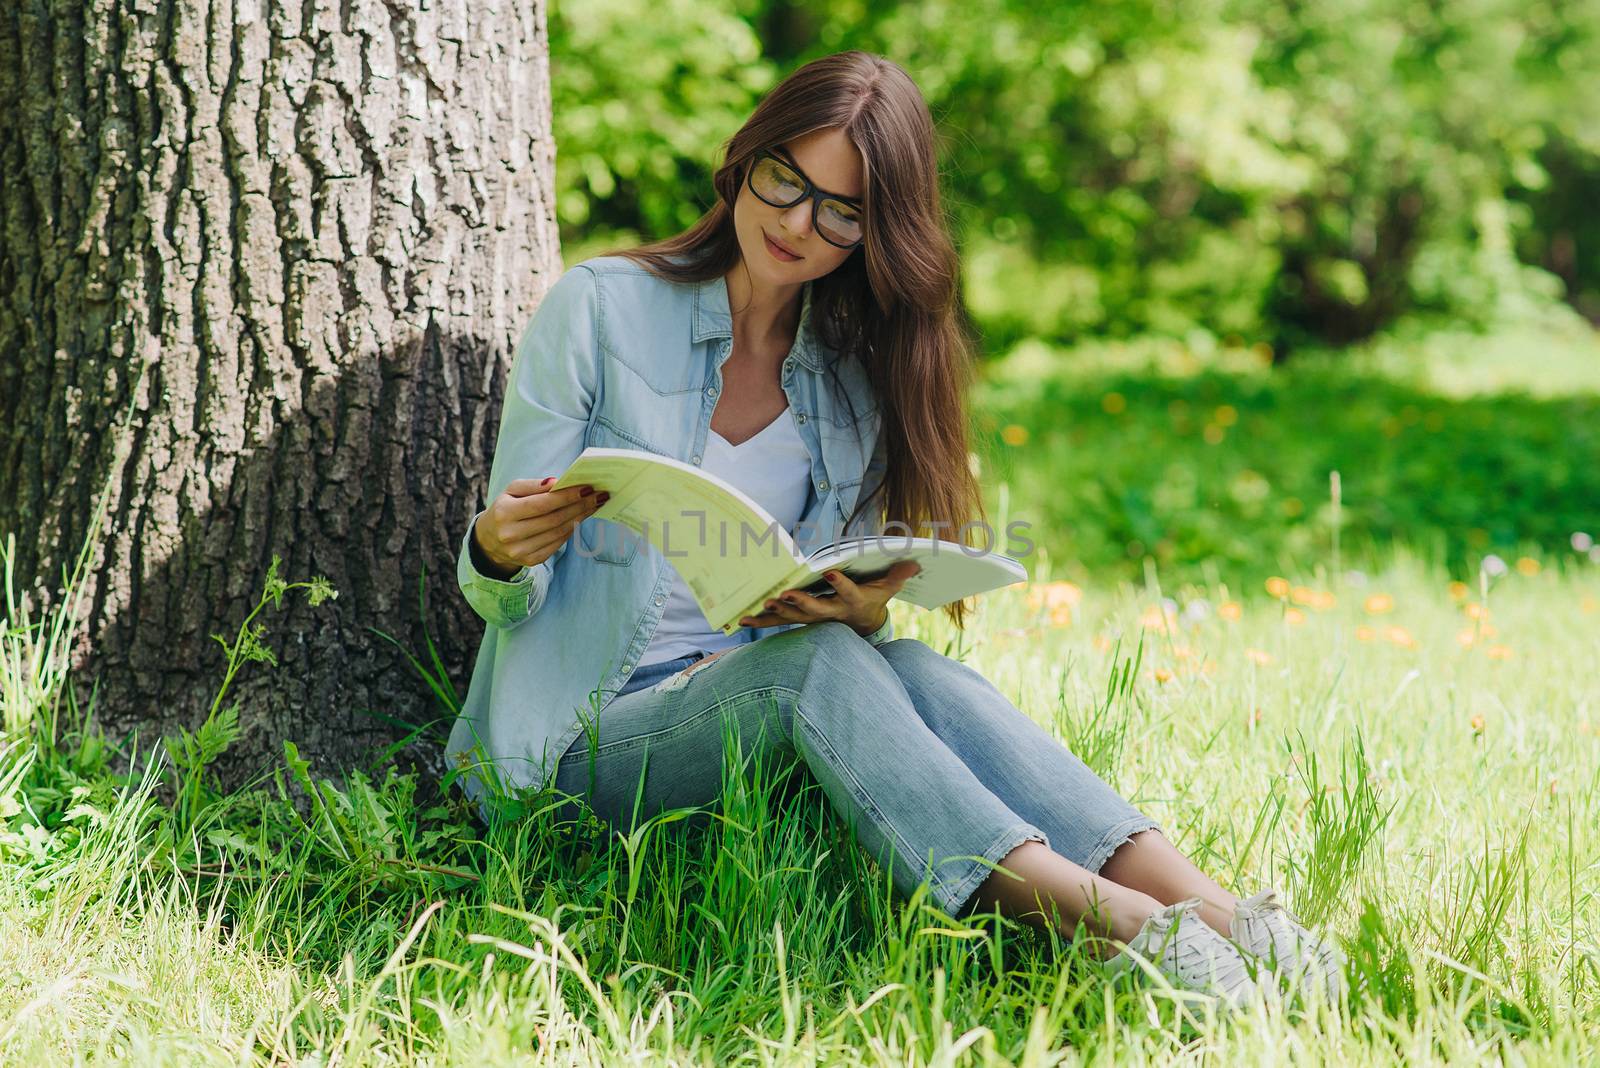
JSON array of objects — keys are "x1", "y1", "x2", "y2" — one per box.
[{"x1": 692, "y1": 270, "x2": 824, "y2": 373}]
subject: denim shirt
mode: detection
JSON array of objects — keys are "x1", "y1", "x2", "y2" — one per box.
[{"x1": 446, "y1": 254, "x2": 893, "y2": 800}]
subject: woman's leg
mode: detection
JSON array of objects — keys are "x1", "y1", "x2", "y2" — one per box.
[
  {"x1": 547, "y1": 621, "x2": 1157, "y2": 944},
  {"x1": 874, "y1": 638, "x2": 1238, "y2": 936}
]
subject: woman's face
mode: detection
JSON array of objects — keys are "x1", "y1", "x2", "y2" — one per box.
[{"x1": 732, "y1": 126, "x2": 864, "y2": 286}]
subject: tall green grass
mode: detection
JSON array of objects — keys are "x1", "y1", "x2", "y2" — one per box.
[
  {"x1": 3, "y1": 520, "x2": 1597, "y2": 1062},
  {"x1": 3, "y1": 331, "x2": 1598, "y2": 1063}
]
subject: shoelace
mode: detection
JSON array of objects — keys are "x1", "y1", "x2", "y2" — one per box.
[
  {"x1": 1234, "y1": 890, "x2": 1346, "y2": 992},
  {"x1": 1132, "y1": 898, "x2": 1261, "y2": 1007}
]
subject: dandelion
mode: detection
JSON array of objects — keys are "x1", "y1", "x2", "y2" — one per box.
[
  {"x1": 1355, "y1": 625, "x2": 1376, "y2": 641},
  {"x1": 1572, "y1": 532, "x2": 1594, "y2": 553},
  {"x1": 1218, "y1": 601, "x2": 1243, "y2": 621},
  {"x1": 1384, "y1": 625, "x2": 1417, "y2": 649},
  {"x1": 1154, "y1": 667, "x2": 1173, "y2": 684},
  {"x1": 1102, "y1": 391, "x2": 1127, "y2": 414},
  {"x1": 1456, "y1": 628, "x2": 1476, "y2": 648},
  {"x1": 1265, "y1": 576, "x2": 1291, "y2": 599},
  {"x1": 1284, "y1": 607, "x2": 1306, "y2": 625},
  {"x1": 1290, "y1": 585, "x2": 1317, "y2": 606},
  {"x1": 1470, "y1": 714, "x2": 1486, "y2": 735},
  {"x1": 1481, "y1": 554, "x2": 1508, "y2": 578},
  {"x1": 1463, "y1": 602, "x2": 1490, "y2": 620},
  {"x1": 1312, "y1": 590, "x2": 1337, "y2": 611},
  {"x1": 1516, "y1": 556, "x2": 1540, "y2": 576},
  {"x1": 1484, "y1": 644, "x2": 1514, "y2": 660},
  {"x1": 1093, "y1": 635, "x2": 1114, "y2": 652},
  {"x1": 1245, "y1": 648, "x2": 1273, "y2": 665},
  {"x1": 1448, "y1": 581, "x2": 1470, "y2": 600},
  {"x1": 1000, "y1": 423, "x2": 1029, "y2": 446},
  {"x1": 1364, "y1": 593, "x2": 1394, "y2": 615},
  {"x1": 1172, "y1": 644, "x2": 1196, "y2": 660}
]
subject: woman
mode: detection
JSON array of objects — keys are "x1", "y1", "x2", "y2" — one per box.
[{"x1": 448, "y1": 50, "x2": 1344, "y2": 1010}]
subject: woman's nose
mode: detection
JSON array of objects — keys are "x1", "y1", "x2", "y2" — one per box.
[{"x1": 781, "y1": 200, "x2": 812, "y2": 238}]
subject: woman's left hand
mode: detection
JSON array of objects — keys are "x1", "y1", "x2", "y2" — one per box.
[{"x1": 738, "y1": 560, "x2": 921, "y2": 636}]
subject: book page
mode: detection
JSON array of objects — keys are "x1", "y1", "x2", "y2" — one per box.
[
  {"x1": 801, "y1": 537, "x2": 1029, "y2": 609},
  {"x1": 553, "y1": 447, "x2": 808, "y2": 630}
]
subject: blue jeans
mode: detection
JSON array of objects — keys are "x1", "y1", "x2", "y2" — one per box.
[{"x1": 546, "y1": 621, "x2": 1158, "y2": 919}]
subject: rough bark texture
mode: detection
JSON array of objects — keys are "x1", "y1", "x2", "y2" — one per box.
[{"x1": 0, "y1": 0, "x2": 560, "y2": 788}]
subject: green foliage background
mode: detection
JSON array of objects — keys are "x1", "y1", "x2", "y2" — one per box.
[{"x1": 550, "y1": 0, "x2": 1600, "y2": 355}]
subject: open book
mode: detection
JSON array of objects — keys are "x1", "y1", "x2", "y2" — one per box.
[{"x1": 552, "y1": 446, "x2": 1028, "y2": 634}]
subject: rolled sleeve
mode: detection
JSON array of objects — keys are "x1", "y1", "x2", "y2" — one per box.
[
  {"x1": 457, "y1": 509, "x2": 553, "y2": 630},
  {"x1": 458, "y1": 263, "x2": 600, "y2": 631}
]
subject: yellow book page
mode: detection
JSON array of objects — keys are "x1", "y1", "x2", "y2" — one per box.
[{"x1": 553, "y1": 447, "x2": 808, "y2": 631}]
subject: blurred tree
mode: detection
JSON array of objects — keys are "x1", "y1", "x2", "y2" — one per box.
[
  {"x1": 549, "y1": 0, "x2": 1599, "y2": 351},
  {"x1": 0, "y1": 0, "x2": 561, "y2": 787}
]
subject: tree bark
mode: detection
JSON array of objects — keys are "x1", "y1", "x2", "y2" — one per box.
[{"x1": 0, "y1": 0, "x2": 560, "y2": 788}]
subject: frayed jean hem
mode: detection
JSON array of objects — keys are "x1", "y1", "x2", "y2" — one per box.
[
  {"x1": 1083, "y1": 814, "x2": 1162, "y2": 875},
  {"x1": 940, "y1": 820, "x2": 1051, "y2": 919}
]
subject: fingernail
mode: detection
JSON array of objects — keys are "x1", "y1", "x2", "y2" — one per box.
[
  {"x1": 579, "y1": 486, "x2": 593, "y2": 496},
  {"x1": 597, "y1": 492, "x2": 611, "y2": 504},
  {"x1": 826, "y1": 572, "x2": 839, "y2": 581},
  {"x1": 542, "y1": 477, "x2": 555, "y2": 486}
]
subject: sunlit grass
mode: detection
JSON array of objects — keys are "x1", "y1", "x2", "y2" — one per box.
[{"x1": 3, "y1": 512, "x2": 1597, "y2": 1063}]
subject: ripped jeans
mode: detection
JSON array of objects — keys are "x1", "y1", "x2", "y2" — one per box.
[{"x1": 548, "y1": 621, "x2": 1158, "y2": 918}]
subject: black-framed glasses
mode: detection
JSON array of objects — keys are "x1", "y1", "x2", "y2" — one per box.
[{"x1": 746, "y1": 148, "x2": 865, "y2": 249}]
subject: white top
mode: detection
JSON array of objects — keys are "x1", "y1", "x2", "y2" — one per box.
[{"x1": 637, "y1": 405, "x2": 812, "y2": 668}]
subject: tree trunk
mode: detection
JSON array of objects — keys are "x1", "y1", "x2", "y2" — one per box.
[{"x1": 0, "y1": 0, "x2": 560, "y2": 788}]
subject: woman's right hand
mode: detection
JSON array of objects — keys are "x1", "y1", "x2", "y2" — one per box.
[{"x1": 473, "y1": 477, "x2": 611, "y2": 578}]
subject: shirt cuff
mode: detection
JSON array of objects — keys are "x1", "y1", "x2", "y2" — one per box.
[
  {"x1": 458, "y1": 510, "x2": 550, "y2": 628},
  {"x1": 859, "y1": 608, "x2": 895, "y2": 646}
]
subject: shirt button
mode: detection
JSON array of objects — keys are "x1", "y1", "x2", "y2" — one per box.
[
  {"x1": 654, "y1": 596, "x2": 665, "y2": 606},
  {"x1": 706, "y1": 385, "x2": 717, "y2": 397},
  {"x1": 796, "y1": 412, "x2": 807, "y2": 424},
  {"x1": 783, "y1": 359, "x2": 793, "y2": 374},
  {"x1": 817, "y1": 479, "x2": 829, "y2": 491},
  {"x1": 692, "y1": 454, "x2": 701, "y2": 465},
  {"x1": 621, "y1": 662, "x2": 632, "y2": 673}
]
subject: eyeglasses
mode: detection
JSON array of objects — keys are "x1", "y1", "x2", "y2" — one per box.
[{"x1": 746, "y1": 148, "x2": 865, "y2": 249}]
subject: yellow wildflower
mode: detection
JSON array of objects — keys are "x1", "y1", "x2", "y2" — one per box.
[
  {"x1": 1245, "y1": 648, "x2": 1273, "y2": 665},
  {"x1": 1265, "y1": 576, "x2": 1291, "y2": 599},
  {"x1": 1355, "y1": 625, "x2": 1376, "y2": 642},
  {"x1": 1448, "y1": 581, "x2": 1470, "y2": 600},
  {"x1": 1219, "y1": 601, "x2": 1243, "y2": 621},
  {"x1": 1515, "y1": 556, "x2": 1540, "y2": 576},
  {"x1": 1364, "y1": 593, "x2": 1394, "y2": 615},
  {"x1": 1384, "y1": 625, "x2": 1417, "y2": 649},
  {"x1": 1484, "y1": 644, "x2": 1514, "y2": 660},
  {"x1": 1291, "y1": 585, "x2": 1317, "y2": 606},
  {"x1": 1000, "y1": 423, "x2": 1029, "y2": 446},
  {"x1": 1284, "y1": 607, "x2": 1307, "y2": 625}
]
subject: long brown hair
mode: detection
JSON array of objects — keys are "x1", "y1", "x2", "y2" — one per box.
[{"x1": 595, "y1": 50, "x2": 987, "y2": 628}]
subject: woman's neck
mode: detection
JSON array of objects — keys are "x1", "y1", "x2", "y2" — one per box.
[{"x1": 724, "y1": 262, "x2": 804, "y2": 355}]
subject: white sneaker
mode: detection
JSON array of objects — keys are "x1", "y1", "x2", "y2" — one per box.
[
  {"x1": 1105, "y1": 898, "x2": 1268, "y2": 1012},
  {"x1": 1230, "y1": 889, "x2": 1347, "y2": 1002}
]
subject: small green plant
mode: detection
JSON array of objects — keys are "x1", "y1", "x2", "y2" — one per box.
[{"x1": 164, "y1": 554, "x2": 338, "y2": 834}]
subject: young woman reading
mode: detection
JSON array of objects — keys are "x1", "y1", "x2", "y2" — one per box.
[{"x1": 449, "y1": 50, "x2": 1345, "y2": 1010}]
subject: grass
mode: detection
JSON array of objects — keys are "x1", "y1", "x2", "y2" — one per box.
[
  {"x1": 3, "y1": 329, "x2": 1599, "y2": 1064},
  {"x1": 972, "y1": 321, "x2": 1600, "y2": 588}
]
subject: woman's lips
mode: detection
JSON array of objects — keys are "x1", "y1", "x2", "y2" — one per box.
[{"x1": 763, "y1": 231, "x2": 802, "y2": 261}]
